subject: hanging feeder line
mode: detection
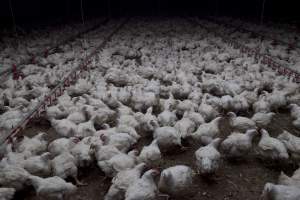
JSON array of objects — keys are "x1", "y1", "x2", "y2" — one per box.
[
  {"x1": 0, "y1": 18, "x2": 109, "y2": 78},
  {"x1": 80, "y1": 0, "x2": 85, "y2": 26},
  {"x1": 260, "y1": 0, "x2": 266, "y2": 26},
  {"x1": 187, "y1": 18, "x2": 300, "y2": 84},
  {"x1": 8, "y1": 0, "x2": 17, "y2": 33},
  {"x1": 207, "y1": 17, "x2": 299, "y2": 50},
  {"x1": 0, "y1": 19, "x2": 129, "y2": 146}
]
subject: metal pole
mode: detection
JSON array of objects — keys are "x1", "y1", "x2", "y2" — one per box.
[
  {"x1": 80, "y1": 0, "x2": 85, "y2": 25},
  {"x1": 260, "y1": 0, "x2": 266, "y2": 25},
  {"x1": 8, "y1": 0, "x2": 17, "y2": 33}
]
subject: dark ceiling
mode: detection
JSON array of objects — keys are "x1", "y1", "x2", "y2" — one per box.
[{"x1": 0, "y1": 0, "x2": 299, "y2": 29}]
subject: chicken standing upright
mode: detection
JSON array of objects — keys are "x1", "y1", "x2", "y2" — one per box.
[{"x1": 195, "y1": 138, "x2": 221, "y2": 175}]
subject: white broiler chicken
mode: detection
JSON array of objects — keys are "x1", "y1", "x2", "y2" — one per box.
[
  {"x1": 101, "y1": 91, "x2": 119, "y2": 109},
  {"x1": 96, "y1": 123, "x2": 127, "y2": 137},
  {"x1": 134, "y1": 107, "x2": 159, "y2": 134},
  {"x1": 115, "y1": 124, "x2": 141, "y2": 140},
  {"x1": 261, "y1": 183, "x2": 300, "y2": 200},
  {"x1": 138, "y1": 139, "x2": 161, "y2": 165},
  {"x1": 289, "y1": 104, "x2": 300, "y2": 119},
  {"x1": 94, "y1": 145, "x2": 121, "y2": 163},
  {"x1": 83, "y1": 104, "x2": 116, "y2": 126},
  {"x1": 257, "y1": 129, "x2": 289, "y2": 161},
  {"x1": 0, "y1": 163, "x2": 30, "y2": 191},
  {"x1": 195, "y1": 138, "x2": 221, "y2": 175},
  {"x1": 60, "y1": 93, "x2": 81, "y2": 110},
  {"x1": 288, "y1": 93, "x2": 300, "y2": 105},
  {"x1": 29, "y1": 175, "x2": 77, "y2": 200},
  {"x1": 118, "y1": 114, "x2": 139, "y2": 129},
  {"x1": 278, "y1": 172, "x2": 300, "y2": 188},
  {"x1": 251, "y1": 112, "x2": 275, "y2": 127},
  {"x1": 1, "y1": 144, "x2": 28, "y2": 167},
  {"x1": 183, "y1": 109, "x2": 205, "y2": 126},
  {"x1": 70, "y1": 140, "x2": 94, "y2": 168},
  {"x1": 125, "y1": 169, "x2": 159, "y2": 200},
  {"x1": 188, "y1": 86, "x2": 203, "y2": 104},
  {"x1": 176, "y1": 99, "x2": 197, "y2": 117},
  {"x1": 51, "y1": 152, "x2": 84, "y2": 185},
  {"x1": 161, "y1": 92, "x2": 178, "y2": 111},
  {"x1": 100, "y1": 132, "x2": 137, "y2": 153},
  {"x1": 293, "y1": 118, "x2": 300, "y2": 129},
  {"x1": 105, "y1": 163, "x2": 147, "y2": 200},
  {"x1": 50, "y1": 118, "x2": 77, "y2": 137},
  {"x1": 0, "y1": 188, "x2": 15, "y2": 200},
  {"x1": 9, "y1": 97, "x2": 30, "y2": 108},
  {"x1": 158, "y1": 165, "x2": 195, "y2": 197},
  {"x1": 67, "y1": 78, "x2": 92, "y2": 96},
  {"x1": 227, "y1": 112, "x2": 256, "y2": 132},
  {"x1": 288, "y1": 104, "x2": 300, "y2": 129},
  {"x1": 171, "y1": 81, "x2": 192, "y2": 99},
  {"x1": 174, "y1": 117, "x2": 196, "y2": 139},
  {"x1": 75, "y1": 117, "x2": 97, "y2": 138},
  {"x1": 67, "y1": 110, "x2": 86, "y2": 124},
  {"x1": 291, "y1": 167, "x2": 300, "y2": 179},
  {"x1": 198, "y1": 94, "x2": 219, "y2": 122},
  {"x1": 83, "y1": 94, "x2": 108, "y2": 109},
  {"x1": 97, "y1": 150, "x2": 138, "y2": 177},
  {"x1": 81, "y1": 135, "x2": 103, "y2": 147},
  {"x1": 23, "y1": 152, "x2": 51, "y2": 177},
  {"x1": 117, "y1": 102, "x2": 134, "y2": 115},
  {"x1": 220, "y1": 95, "x2": 234, "y2": 112},
  {"x1": 48, "y1": 137, "x2": 79, "y2": 156},
  {"x1": 278, "y1": 130, "x2": 300, "y2": 162},
  {"x1": 157, "y1": 105, "x2": 177, "y2": 127},
  {"x1": 266, "y1": 89, "x2": 288, "y2": 111},
  {"x1": 14, "y1": 132, "x2": 47, "y2": 155},
  {"x1": 46, "y1": 104, "x2": 68, "y2": 120},
  {"x1": 190, "y1": 117, "x2": 222, "y2": 145},
  {"x1": 221, "y1": 129, "x2": 257, "y2": 159},
  {"x1": 253, "y1": 94, "x2": 271, "y2": 113},
  {"x1": 232, "y1": 93, "x2": 250, "y2": 113},
  {"x1": 153, "y1": 126, "x2": 182, "y2": 152},
  {"x1": 131, "y1": 90, "x2": 158, "y2": 112},
  {"x1": 0, "y1": 107, "x2": 25, "y2": 130}
]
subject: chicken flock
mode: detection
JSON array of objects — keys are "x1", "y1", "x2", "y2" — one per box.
[
  {"x1": 198, "y1": 17, "x2": 300, "y2": 73},
  {"x1": 0, "y1": 20, "x2": 120, "y2": 141},
  {"x1": 0, "y1": 18, "x2": 105, "y2": 74},
  {"x1": 0, "y1": 18, "x2": 300, "y2": 200}
]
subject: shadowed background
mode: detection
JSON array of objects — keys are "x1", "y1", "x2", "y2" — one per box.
[{"x1": 0, "y1": 0, "x2": 299, "y2": 30}]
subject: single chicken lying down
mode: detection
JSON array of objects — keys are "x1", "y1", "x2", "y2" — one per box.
[
  {"x1": 29, "y1": 175, "x2": 77, "y2": 200},
  {"x1": 158, "y1": 165, "x2": 195, "y2": 198}
]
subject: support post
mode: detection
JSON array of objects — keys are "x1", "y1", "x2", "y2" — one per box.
[
  {"x1": 260, "y1": 0, "x2": 266, "y2": 25},
  {"x1": 80, "y1": 0, "x2": 85, "y2": 26},
  {"x1": 8, "y1": 0, "x2": 17, "y2": 33}
]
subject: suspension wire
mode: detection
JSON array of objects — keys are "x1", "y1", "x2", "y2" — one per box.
[
  {"x1": 260, "y1": 0, "x2": 266, "y2": 25},
  {"x1": 80, "y1": 0, "x2": 85, "y2": 26},
  {"x1": 8, "y1": 0, "x2": 17, "y2": 34},
  {"x1": 80, "y1": 0, "x2": 87, "y2": 59}
]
